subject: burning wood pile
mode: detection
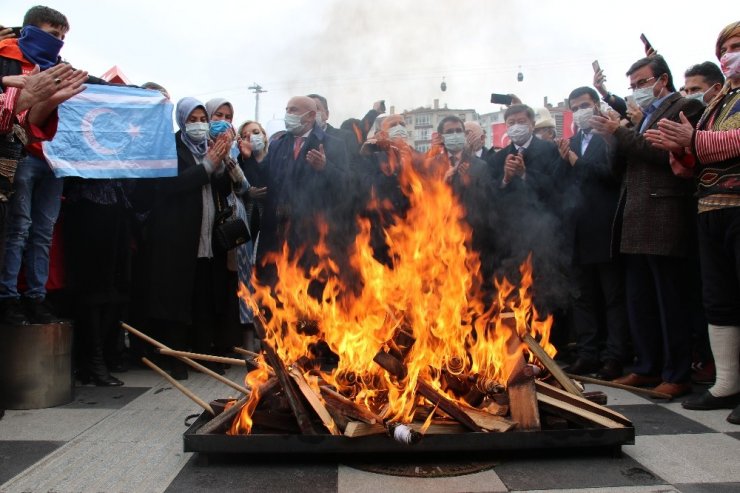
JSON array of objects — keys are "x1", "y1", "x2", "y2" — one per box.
[{"x1": 123, "y1": 144, "x2": 636, "y2": 452}]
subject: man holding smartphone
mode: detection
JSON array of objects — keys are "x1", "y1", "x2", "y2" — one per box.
[{"x1": 590, "y1": 54, "x2": 705, "y2": 398}]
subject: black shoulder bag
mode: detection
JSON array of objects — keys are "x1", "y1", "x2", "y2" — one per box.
[{"x1": 212, "y1": 186, "x2": 250, "y2": 254}]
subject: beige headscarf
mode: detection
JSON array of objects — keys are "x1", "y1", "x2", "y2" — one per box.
[{"x1": 716, "y1": 21, "x2": 740, "y2": 60}]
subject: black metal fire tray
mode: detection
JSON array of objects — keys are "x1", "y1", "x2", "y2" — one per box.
[{"x1": 184, "y1": 411, "x2": 635, "y2": 456}]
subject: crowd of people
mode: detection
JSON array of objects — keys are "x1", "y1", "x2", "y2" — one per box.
[{"x1": 1, "y1": 6, "x2": 739, "y2": 425}]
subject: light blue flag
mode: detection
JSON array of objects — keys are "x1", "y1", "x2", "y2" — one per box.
[{"x1": 43, "y1": 84, "x2": 177, "y2": 178}]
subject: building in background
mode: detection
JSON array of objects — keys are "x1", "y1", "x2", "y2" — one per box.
[
  {"x1": 487, "y1": 97, "x2": 574, "y2": 150},
  {"x1": 376, "y1": 100, "x2": 478, "y2": 152}
]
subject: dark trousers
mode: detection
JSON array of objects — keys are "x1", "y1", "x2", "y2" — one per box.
[
  {"x1": 191, "y1": 258, "x2": 227, "y2": 355},
  {"x1": 697, "y1": 208, "x2": 740, "y2": 325},
  {"x1": 571, "y1": 261, "x2": 629, "y2": 363},
  {"x1": 624, "y1": 254, "x2": 693, "y2": 383}
]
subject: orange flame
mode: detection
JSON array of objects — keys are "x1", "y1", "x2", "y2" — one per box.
[{"x1": 235, "y1": 139, "x2": 555, "y2": 431}]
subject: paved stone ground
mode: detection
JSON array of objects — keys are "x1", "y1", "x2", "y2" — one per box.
[{"x1": 1, "y1": 366, "x2": 739, "y2": 493}]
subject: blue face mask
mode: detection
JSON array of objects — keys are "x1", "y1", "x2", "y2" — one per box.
[
  {"x1": 17, "y1": 25, "x2": 64, "y2": 70},
  {"x1": 209, "y1": 120, "x2": 232, "y2": 138}
]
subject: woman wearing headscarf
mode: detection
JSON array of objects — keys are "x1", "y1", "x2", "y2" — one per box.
[
  {"x1": 234, "y1": 120, "x2": 270, "y2": 349},
  {"x1": 645, "y1": 21, "x2": 740, "y2": 425},
  {"x1": 203, "y1": 98, "x2": 253, "y2": 356},
  {"x1": 142, "y1": 97, "x2": 229, "y2": 379}
]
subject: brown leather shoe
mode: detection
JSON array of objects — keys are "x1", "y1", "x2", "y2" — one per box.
[
  {"x1": 613, "y1": 372, "x2": 661, "y2": 387},
  {"x1": 653, "y1": 381, "x2": 692, "y2": 399}
]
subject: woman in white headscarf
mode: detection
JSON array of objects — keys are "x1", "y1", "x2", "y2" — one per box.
[{"x1": 142, "y1": 97, "x2": 230, "y2": 379}]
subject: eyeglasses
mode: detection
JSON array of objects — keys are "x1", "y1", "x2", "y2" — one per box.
[
  {"x1": 570, "y1": 102, "x2": 594, "y2": 111},
  {"x1": 628, "y1": 76, "x2": 656, "y2": 91}
]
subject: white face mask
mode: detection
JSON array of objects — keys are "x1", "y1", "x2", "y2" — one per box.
[
  {"x1": 506, "y1": 123, "x2": 531, "y2": 146},
  {"x1": 284, "y1": 111, "x2": 309, "y2": 134},
  {"x1": 443, "y1": 132, "x2": 466, "y2": 152},
  {"x1": 185, "y1": 122, "x2": 209, "y2": 141},
  {"x1": 573, "y1": 107, "x2": 595, "y2": 130},
  {"x1": 250, "y1": 133, "x2": 266, "y2": 152},
  {"x1": 685, "y1": 91, "x2": 707, "y2": 106},
  {"x1": 388, "y1": 124, "x2": 408, "y2": 140},
  {"x1": 632, "y1": 82, "x2": 657, "y2": 110},
  {"x1": 720, "y1": 51, "x2": 740, "y2": 79}
]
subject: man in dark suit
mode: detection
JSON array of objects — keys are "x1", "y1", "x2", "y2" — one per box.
[
  {"x1": 558, "y1": 86, "x2": 629, "y2": 381},
  {"x1": 591, "y1": 55, "x2": 705, "y2": 397},
  {"x1": 486, "y1": 104, "x2": 562, "y2": 206},
  {"x1": 439, "y1": 117, "x2": 495, "y2": 289},
  {"x1": 246, "y1": 96, "x2": 348, "y2": 270},
  {"x1": 308, "y1": 93, "x2": 365, "y2": 161},
  {"x1": 486, "y1": 104, "x2": 571, "y2": 338}
]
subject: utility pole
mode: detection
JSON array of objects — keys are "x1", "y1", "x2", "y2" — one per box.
[{"x1": 248, "y1": 83, "x2": 267, "y2": 121}]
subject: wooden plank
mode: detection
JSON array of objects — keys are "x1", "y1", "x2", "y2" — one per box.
[
  {"x1": 197, "y1": 397, "x2": 247, "y2": 435},
  {"x1": 504, "y1": 324, "x2": 541, "y2": 431},
  {"x1": 537, "y1": 393, "x2": 626, "y2": 429},
  {"x1": 507, "y1": 364, "x2": 541, "y2": 431},
  {"x1": 535, "y1": 380, "x2": 631, "y2": 426},
  {"x1": 288, "y1": 366, "x2": 341, "y2": 435},
  {"x1": 416, "y1": 381, "x2": 483, "y2": 432},
  {"x1": 319, "y1": 386, "x2": 382, "y2": 424},
  {"x1": 459, "y1": 405, "x2": 517, "y2": 432},
  {"x1": 259, "y1": 338, "x2": 320, "y2": 435},
  {"x1": 197, "y1": 377, "x2": 278, "y2": 435},
  {"x1": 344, "y1": 421, "x2": 385, "y2": 437},
  {"x1": 522, "y1": 331, "x2": 583, "y2": 397}
]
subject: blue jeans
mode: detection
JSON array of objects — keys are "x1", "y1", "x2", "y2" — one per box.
[{"x1": 0, "y1": 154, "x2": 63, "y2": 300}]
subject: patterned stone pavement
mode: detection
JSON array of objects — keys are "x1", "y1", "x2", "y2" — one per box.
[{"x1": 1, "y1": 367, "x2": 738, "y2": 493}]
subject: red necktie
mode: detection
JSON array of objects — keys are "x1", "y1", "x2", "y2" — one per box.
[{"x1": 293, "y1": 136, "x2": 303, "y2": 160}]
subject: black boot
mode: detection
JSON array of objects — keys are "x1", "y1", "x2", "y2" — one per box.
[{"x1": 81, "y1": 306, "x2": 123, "y2": 386}]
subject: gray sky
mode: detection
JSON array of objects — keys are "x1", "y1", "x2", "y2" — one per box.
[{"x1": 2, "y1": 1, "x2": 734, "y2": 127}]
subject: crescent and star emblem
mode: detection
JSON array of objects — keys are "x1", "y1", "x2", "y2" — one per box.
[{"x1": 81, "y1": 107, "x2": 141, "y2": 155}]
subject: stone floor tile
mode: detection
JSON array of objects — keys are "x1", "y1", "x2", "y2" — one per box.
[
  {"x1": 624, "y1": 434, "x2": 740, "y2": 484},
  {"x1": 492, "y1": 450, "x2": 663, "y2": 491},
  {"x1": 0, "y1": 408, "x2": 114, "y2": 441},
  {"x1": 658, "y1": 401, "x2": 740, "y2": 433},
  {"x1": 0, "y1": 441, "x2": 64, "y2": 485},
  {"x1": 673, "y1": 483, "x2": 740, "y2": 493},
  {"x1": 610, "y1": 405, "x2": 714, "y2": 436},
  {"x1": 167, "y1": 455, "x2": 338, "y2": 493}
]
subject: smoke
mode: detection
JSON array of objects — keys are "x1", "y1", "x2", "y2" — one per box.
[{"x1": 270, "y1": 0, "x2": 525, "y2": 124}]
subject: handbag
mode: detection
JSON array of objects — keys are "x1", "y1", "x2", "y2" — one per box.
[{"x1": 213, "y1": 188, "x2": 250, "y2": 254}]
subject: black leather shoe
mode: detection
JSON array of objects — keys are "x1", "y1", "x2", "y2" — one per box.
[
  {"x1": 596, "y1": 359, "x2": 623, "y2": 381},
  {"x1": 76, "y1": 369, "x2": 124, "y2": 387},
  {"x1": 728, "y1": 404, "x2": 740, "y2": 425},
  {"x1": 682, "y1": 390, "x2": 740, "y2": 410},
  {"x1": 93, "y1": 374, "x2": 124, "y2": 387},
  {"x1": 568, "y1": 358, "x2": 600, "y2": 375}
]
